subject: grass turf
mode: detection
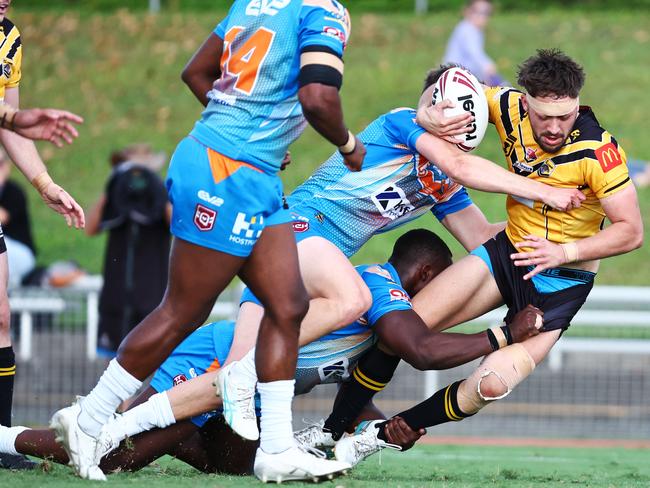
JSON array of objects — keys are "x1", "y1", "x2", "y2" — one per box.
[
  {"x1": 1, "y1": 444, "x2": 649, "y2": 487},
  {"x1": 7, "y1": 8, "x2": 650, "y2": 284}
]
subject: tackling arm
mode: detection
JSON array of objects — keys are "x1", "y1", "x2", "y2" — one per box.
[
  {"x1": 441, "y1": 203, "x2": 505, "y2": 252},
  {"x1": 374, "y1": 305, "x2": 542, "y2": 371},
  {"x1": 415, "y1": 133, "x2": 585, "y2": 211}
]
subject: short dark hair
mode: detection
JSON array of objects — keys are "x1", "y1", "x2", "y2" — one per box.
[
  {"x1": 423, "y1": 63, "x2": 482, "y2": 93},
  {"x1": 517, "y1": 48, "x2": 585, "y2": 98},
  {"x1": 423, "y1": 63, "x2": 462, "y2": 93},
  {"x1": 388, "y1": 229, "x2": 452, "y2": 272}
]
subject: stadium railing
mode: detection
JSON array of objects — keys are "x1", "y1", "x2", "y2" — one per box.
[{"x1": 9, "y1": 282, "x2": 650, "y2": 440}]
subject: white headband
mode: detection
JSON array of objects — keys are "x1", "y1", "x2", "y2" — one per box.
[{"x1": 526, "y1": 94, "x2": 579, "y2": 116}]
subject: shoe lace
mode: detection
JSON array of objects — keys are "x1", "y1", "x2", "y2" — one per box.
[
  {"x1": 352, "y1": 430, "x2": 401, "y2": 463},
  {"x1": 234, "y1": 385, "x2": 257, "y2": 421},
  {"x1": 294, "y1": 419, "x2": 328, "y2": 446}
]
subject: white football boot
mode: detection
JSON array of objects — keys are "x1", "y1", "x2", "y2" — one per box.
[
  {"x1": 254, "y1": 444, "x2": 351, "y2": 483},
  {"x1": 94, "y1": 414, "x2": 123, "y2": 462},
  {"x1": 50, "y1": 399, "x2": 107, "y2": 481},
  {"x1": 213, "y1": 362, "x2": 259, "y2": 441},
  {"x1": 334, "y1": 420, "x2": 401, "y2": 466},
  {"x1": 294, "y1": 420, "x2": 336, "y2": 451}
]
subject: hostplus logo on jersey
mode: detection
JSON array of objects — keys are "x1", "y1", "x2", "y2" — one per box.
[
  {"x1": 245, "y1": 0, "x2": 290, "y2": 16},
  {"x1": 371, "y1": 184, "x2": 414, "y2": 220},
  {"x1": 230, "y1": 212, "x2": 264, "y2": 246}
]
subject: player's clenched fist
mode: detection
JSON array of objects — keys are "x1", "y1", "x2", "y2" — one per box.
[{"x1": 508, "y1": 304, "x2": 543, "y2": 341}]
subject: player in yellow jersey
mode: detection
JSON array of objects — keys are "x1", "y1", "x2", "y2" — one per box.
[
  {"x1": 320, "y1": 51, "x2": 644, "y2": 461},
  {"x1": 0, "y1": 0, "x2": 85, "y2": 470}
]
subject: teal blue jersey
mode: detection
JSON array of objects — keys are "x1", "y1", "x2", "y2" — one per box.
[{"x1": 190, "y1": 0, "x2": 350, "y2": 174}]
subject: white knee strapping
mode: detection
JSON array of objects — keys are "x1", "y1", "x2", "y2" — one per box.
[{"x1": 457, "y1": 343, "x2": 536, "y2": 414}]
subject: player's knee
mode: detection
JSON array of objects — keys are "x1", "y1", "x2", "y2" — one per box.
[
  {"x1": 337, "y1": 282, "x2": 372, "y2": 325},
  {"x1": 265, "y1": 289, "x2": 309, "y2": 328},
  {"x1": 477, "y1": 371, "x2": 509, "y2": 400}
]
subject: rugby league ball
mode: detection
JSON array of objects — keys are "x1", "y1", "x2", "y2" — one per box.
[{"x1": 432, "y1": 67, "x2": 489, "y2": 152}]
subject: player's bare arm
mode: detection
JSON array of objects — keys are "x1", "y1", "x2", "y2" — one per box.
[
  {"x1": 297, "y1": 53, "x2": 365, "y2": 171},
  {"x1": 5, "y1": 106, "x2": 83, "y2": 147},
  {"x1": 415, "y1": 133, "x2": 585, "y2": 211},
  {"x1": 511, "y1": 184, "x2": 643, "y2": 279},
  {"x1": 440, "y1": 203, "x2": 505, "y2": 252},
  {"x1": 181, "y1": 33, "x2": 224, "y2": 107},
  {"x1": 373, "y1": 304, "x2": 542, "y2": 371},
  {"x1": 0, "y1": 88, "x2": 84, "y2": 228}
]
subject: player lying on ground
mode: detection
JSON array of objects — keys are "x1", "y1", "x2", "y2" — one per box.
[
  {"x1": 50, "y1": 0, "x2": 365, "y2": 482},
  {"x1": 215, "y1": 64, "x2": 582, "y2": 442},
  {"x1": 0, "y1": 228, "x2": 542, "y2": 477},
  {"x1": 309, "y1": 50, "x2": 644, "y2": 466}
]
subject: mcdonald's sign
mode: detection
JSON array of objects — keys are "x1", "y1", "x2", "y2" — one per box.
[{"x1": 595, "y1": 143, "x2": 622, "y2": 173}]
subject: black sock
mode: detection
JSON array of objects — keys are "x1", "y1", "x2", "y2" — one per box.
[
  {"x1": 324, "y1": 346, "x2": 400, "y2": 440},
  {"x1": 0, "y1": 346, "x2": 16, "y2": 427},
  {"x1": 377, "y1": 380, "x2": 473, "y2": 441}
]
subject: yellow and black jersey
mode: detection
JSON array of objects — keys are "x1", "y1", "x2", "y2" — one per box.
[
  {"x1": 484, "y1": 86, "x2": 631, "y2": 246},
  {"x1": 0, "y1": 17, "x2": 21, "y2": 101}
]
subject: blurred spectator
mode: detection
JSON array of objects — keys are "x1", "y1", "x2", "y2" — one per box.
[
  {"x1": 86, "y1": 144, "x2": 171, "y2": 357},
  {"x1": 0, "y1": 150, "x2": 36, "y2": 287},
  {"x1": 629, "y1": 159, "x2": 650, "y2": 188},
  {"x1": 442, "y1": 0, "x2": 505, "y2": 86}
]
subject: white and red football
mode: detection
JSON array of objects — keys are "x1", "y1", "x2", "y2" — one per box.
[{"x1": 431, "y1": 67, "x2": 489, "y2": 152}]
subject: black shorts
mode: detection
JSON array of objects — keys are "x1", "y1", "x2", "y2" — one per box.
[{"x1": 472, "y1": 231, "x2": 594, "y2": 331}]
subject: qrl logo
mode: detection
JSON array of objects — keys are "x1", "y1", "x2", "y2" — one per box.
[
  {"x1": 194, "y1": 204, "x2": 216, "y2": 232},
  {"x1": 173, "y1": 374, "x2": 188, "y2": 386},
  {"x1": 292, "y1": 221, "x2": 309, "y2": 233},
  {"x1": 595, "y1": 143, "x2": 623, "y2": 173},
  {"x1": 389, "y1": 288, "x2": 410, "y2": 303}
]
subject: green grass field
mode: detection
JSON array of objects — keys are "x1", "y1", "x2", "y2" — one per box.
[
  {"x1": 8, "y1": 8, "x2": 650, "y2": 284},
  {"x1": 2, "y1": 444, "x2": 649, "y2": 487}
]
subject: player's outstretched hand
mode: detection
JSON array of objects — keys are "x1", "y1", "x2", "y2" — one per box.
[
  {"x1": 13, "y1": 108, "x2": 83, "y2": 147},
  {"x1": 416, "y1": 99, "x2": 474, "y2": 144},
  {"x1": 511, "y1": 235, "x2": 570, "y2": 280},
  {"x1": 40, "y1": 182, "x2": 85, "y2": 229},
  {"x1": 342, "y1": 136, "x2": 365, "y2": 172},
  {"x1": 542, "y1": 186, "x2": 585, "y2": 212},
  {"x1": 508, "y1": 304, "x2": 543, "y2": 340},
  {"x1": 381, "y1": 416, "x2": 425, "y2": 451}
]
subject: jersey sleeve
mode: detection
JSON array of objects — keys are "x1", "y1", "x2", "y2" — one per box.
[
  {"x1": 431, "y1": 187, "x2": 473, "y2": 221},
  {"x1": 484, "y1": 86, "x2": 522, "y2": 130},
  {"x1": 298, "y1": 0, "x2": 350, "y2": 57},
  {"x1": 4, "y1": 26, "x2": 21, "y2": 89},
  {"x1": 213, "y1": 5, "x2": 235, "y2": 39},
  {"x1": 383, "y1": 108, "x2": 426, "y2": 152},
  {"x1": 362, "y1": 271, "x2": 412, "y2": 326},
  {"x1": 5, "y1": 44, "x2": 21, "y2": 88},
  {"x1": 584, "y1": 137, "x2": 632, "y2": 199}
]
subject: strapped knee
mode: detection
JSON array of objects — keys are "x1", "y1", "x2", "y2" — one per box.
[{"x1": 457, "y1": 343, "x2": 536, "y2": 414}]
